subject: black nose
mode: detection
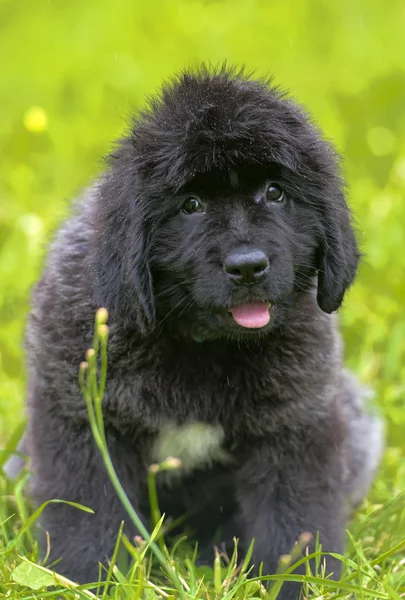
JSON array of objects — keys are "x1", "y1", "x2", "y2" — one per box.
[{"x1": 224, "y1": 248, "x2": 269, "y2": 284}]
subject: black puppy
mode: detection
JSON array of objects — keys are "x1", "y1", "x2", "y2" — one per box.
[{"x1": 14, "y1": 66, "x2": 383, "y2": 598}]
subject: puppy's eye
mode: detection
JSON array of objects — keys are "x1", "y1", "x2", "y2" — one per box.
[
  {"x1": 265, "y1": 183, "x2": 284, "y2": 203},
  {"x1": 181, "y1": 196, "x2": 203, "y2": 215}
]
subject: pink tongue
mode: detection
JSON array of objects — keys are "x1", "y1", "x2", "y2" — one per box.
[{"x1": 231, "y1": 302, "x2": 270, "y2": 328}]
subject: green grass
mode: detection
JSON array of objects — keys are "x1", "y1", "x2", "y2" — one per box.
[{"x1": 1, "y1": 0, "x2": 405, "y2": 597}]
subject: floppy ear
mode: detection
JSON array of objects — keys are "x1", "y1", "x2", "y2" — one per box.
[
  {"x1": 126, "y1": 210, "x2": 156, "y2": 330},
  {"x1": 317, "y1": 197, "x2": 360, "y2": 313},
  {"x1": 92, "y1": 178, "x2": 156, "y2": 332}
]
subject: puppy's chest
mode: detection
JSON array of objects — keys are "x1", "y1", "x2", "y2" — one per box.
[
  {"x1": 138, "y1": 355, "x2": 295, "y2": 446},
  {"x1": 142, "y1": 368, "x2": 250, "y2": 474},
  {"x1": 139, "y1": 355, "x2": 263, "y2": 424},
  {"x1": 112, "y1": 341, "x2": 299, "y2": 442}
]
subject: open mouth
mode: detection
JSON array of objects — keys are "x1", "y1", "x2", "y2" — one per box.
[{"x1": 229, "y1": 301, "x2": 271, "y2": 329}]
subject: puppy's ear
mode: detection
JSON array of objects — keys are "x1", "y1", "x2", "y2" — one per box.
[
  {"x1": 92, "y1": 175, "x2": 155, "y2": 332},
  {"x1": 317, "y1": 196, "x2": 360, "y2": 313},
  {"x1": 128, "y1": 219, "x2": 156, "y2": 330}
]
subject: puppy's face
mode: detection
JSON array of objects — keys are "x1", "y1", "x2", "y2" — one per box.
[
  {"x1": 95, "y1": 69, "x2": 359, "y2": 335},
  {"x1": 150, "y1": 164, "x2": 321, "y2": 340}
]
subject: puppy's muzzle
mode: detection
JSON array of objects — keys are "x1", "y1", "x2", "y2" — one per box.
[{"x1": 224, "y1": 247, "x2": 269, "y2": 285}]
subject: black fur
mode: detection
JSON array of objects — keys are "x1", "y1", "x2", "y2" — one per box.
[{"x1": 19, "y1": 66, "x2": 383, "y2": 599}]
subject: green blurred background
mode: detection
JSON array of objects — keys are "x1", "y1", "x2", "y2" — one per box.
[{"x1": 0, "y1": 0, "x2": 404, "y2": 491}]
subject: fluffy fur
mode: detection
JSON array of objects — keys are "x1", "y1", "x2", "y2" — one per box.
[{"x1": 14, "y1": 66, "x2": 383, "y2": 599}]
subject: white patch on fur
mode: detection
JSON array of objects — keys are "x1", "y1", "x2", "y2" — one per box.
[{"x1": 152, "y1": 422, "x2": 228, "y2": 476}]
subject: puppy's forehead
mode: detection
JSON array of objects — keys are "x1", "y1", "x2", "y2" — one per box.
[
  {"x1": 133, "y1": 69, "x2": 338, "y2": 194},
  {"x1": 180, "y1": 164, "x2": 279, "y2": 195},
  {"x1": 179, "y1": 166, "x2": 257, "y2": 196},
  {"x1": 228, "y1": 169, "x2": 239, "y2": 189}
]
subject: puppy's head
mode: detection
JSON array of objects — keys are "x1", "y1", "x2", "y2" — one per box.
[{"x1": 94, "y1": 66, "x2": 359, "y2": 339}]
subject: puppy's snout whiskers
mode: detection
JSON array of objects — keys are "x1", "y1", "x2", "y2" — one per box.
[
  {"x1": 155, "y1": 294, "x2": 194, "y2": 335},
  {"x1": 153, "y1": 276, "x2": 200, "y2": 301}
]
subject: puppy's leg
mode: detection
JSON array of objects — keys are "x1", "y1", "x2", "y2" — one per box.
[
  {"x1": 29, "y1": 420, "x2": 147, "y2": 584},
  {"x1": 236, "y1": 430, "x2": 345, "y2": 600}
]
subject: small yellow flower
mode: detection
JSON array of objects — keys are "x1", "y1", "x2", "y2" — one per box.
[{"x1": 23, "y1": 106, "x2": 48, "y2": 133}]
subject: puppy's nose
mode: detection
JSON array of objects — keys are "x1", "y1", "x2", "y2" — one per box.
[{"x1": 224, "y1": 248, "x2": 269, "y2": 284}]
